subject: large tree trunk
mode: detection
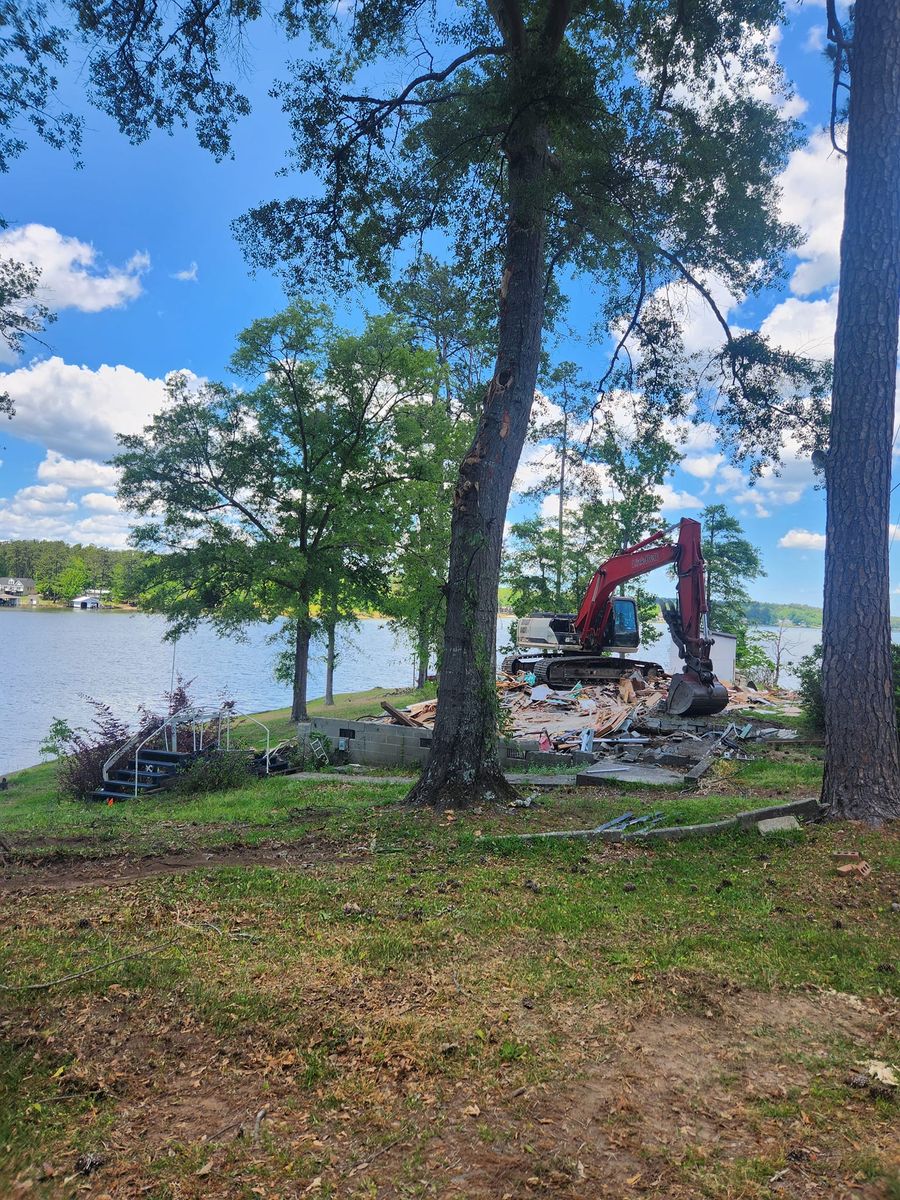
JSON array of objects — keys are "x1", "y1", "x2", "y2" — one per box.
[
  {"x1": 291, "y1": 608, "x2": 312, "y2": 722},
  {"x1": 821, "y1": 0, "x2": 900, "y2": 822},
  {"x1": 408, "y1": 119, "x2": 548, "y2": 808}
]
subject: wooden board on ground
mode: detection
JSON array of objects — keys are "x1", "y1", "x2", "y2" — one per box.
[{"x1": 380, "y1": 701, "x2": 424, "y2": 727}]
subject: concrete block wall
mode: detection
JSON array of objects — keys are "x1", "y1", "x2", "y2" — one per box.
[{"x1": 308, "y1": 717, "x2": 541, "y2": 768}]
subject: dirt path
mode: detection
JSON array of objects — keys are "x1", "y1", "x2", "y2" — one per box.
[{"x1": 0, "y1": 835, "x2": 361, "y2": 895}]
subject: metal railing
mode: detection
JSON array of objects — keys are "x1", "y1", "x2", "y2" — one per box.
[{"x1": 102, "y1": 704, "x2": 272, "y2": 796}]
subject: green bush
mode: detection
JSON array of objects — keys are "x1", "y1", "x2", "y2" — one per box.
[
  {"x1": 796, "y1": 646, "x2": 825, "y2": 732},
  {"x1": 798, "y1": 643, "x2": 900, "y2": 734},
  {"x1": 170, "y1": 751, "x2": 255, "y2": 796}
]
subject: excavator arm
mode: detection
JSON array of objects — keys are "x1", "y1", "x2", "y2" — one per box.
[{"x1": 573, "y1": 518, "x2": 728, "y2": 716}]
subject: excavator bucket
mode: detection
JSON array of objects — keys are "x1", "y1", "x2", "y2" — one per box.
[{"x1": 667, "y1": 672, "x2": 729, "y2": 717}]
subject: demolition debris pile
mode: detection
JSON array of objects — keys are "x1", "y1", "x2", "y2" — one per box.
[
  {"x1": 379, "y1": 671, "x2": 798, "y2": 751},
  {"x1": 374, "y1": 670, "x2": 799, "y2": 786}
]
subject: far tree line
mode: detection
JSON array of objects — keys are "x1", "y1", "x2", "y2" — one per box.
[{"x1": 0, "y1": 541, "x2": 147, "y2": 604}]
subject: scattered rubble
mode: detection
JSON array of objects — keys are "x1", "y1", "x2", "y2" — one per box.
[
  {"x1": 375, "y1": 670, "x2": 801, "y2": 788},
  {"x1": 757, "y1": 815, "x2": 803, "y2": 835}
]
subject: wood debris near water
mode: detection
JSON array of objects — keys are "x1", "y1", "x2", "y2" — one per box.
[{"x1": 376, "y1": 670, "x2": 800, "y2": 754}]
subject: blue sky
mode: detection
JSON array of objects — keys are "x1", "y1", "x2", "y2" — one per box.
[{"x1": 0, "y1": 1, "x2": 890, "y2": 609}]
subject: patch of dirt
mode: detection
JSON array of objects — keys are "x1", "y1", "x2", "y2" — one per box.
[
  {"x1": 0, "y1": 834, "x2": 361, "y2": 894},
  {"x1": 526, "y1": 987, "x2": 899, "y2": 1199},
  {"x1": 3, "y1": 978, "x2": 897, "y2": 1199}
]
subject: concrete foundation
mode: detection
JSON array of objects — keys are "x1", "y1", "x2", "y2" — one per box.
[{"x1": 308, "y1": 716, "x2": 596, "y2": 769}]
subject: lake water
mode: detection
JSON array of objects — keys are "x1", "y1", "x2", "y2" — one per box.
[
  {"x1": 0, "y1": 610, "x2": 514, "y2": 775},
  {"x1": 1, "y1": 609, "x2": 881, "y2": 776}
]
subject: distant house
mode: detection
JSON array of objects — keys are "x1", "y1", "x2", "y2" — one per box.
[
  {"x1": 0, "y1": 577, "x2": 36, "y2": 596},
  {"x1": 0, "y1": 577, "x2": 36, "y2": 607},
  {"x1": 71, "y1": 595, "x2": 101, "y2": 610}
]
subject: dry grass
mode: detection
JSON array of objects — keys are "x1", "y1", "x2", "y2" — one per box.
[{"x1": 0, "y1": 746, "x2": 898, "y2": 1199}]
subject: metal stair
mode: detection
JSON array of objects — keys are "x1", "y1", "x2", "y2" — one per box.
[
  {"x1": 90, "y1": 749, "x2": 195, "y2": 802},
  {"x1": 89, "y1": 705, "x2": 272, "y2": 803}
]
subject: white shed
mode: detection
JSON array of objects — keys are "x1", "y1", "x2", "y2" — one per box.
[{"x1": 71, "y1": 595, "x2": 100, "y2": 609}]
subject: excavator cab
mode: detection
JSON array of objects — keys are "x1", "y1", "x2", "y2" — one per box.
[
  {"x1": 607, "y1": 597, "x2": 640, "y2": 651},
  {"x1": 517, "y1": 597, "x2": 640, "y2": 655}
]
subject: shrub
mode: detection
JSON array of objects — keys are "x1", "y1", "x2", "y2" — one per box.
[
  {"x1": 796, "y1": 646, "x2": 825, "y2": 732},
  {"x1": 169, "y1": 751, "x2": 254, "y2": 796},
  {"x1": 47, "y1": 676, "x2": 206, "y2": 801},
  {"x1": 54, "y1": 699, "x2": 132, "y2": 801},
  {"x1": 798, "y1": 643, "x2": 900, "y2": 734},
  {"x1": 40, "y1": 717, "x2": 75, "y2": 761}
]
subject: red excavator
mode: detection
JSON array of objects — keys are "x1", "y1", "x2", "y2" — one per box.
[{"x1": 503, "y1": 516, "x2": 729, "y2": 717}]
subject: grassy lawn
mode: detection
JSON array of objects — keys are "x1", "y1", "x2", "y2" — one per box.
[
  {"x1": 1, "y1": 717, "x2": 897, "y2": 1199},
  {"x1": 228, "y1": 685, "x2": 438, "y2": 748}
]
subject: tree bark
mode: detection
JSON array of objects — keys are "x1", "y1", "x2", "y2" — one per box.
[
  {"x1": 415, "y1": 613, "x2": 429, "y2": 690},
  {"x1": 324, "y1": 617, "x2": 336, "y2": 706},
  {"x1": 291, "y1": 607, "x2": 312, "y2": 722},
  {"x1": 408, "y1": 113, "x2": 548, "y2": 808},
  {"x1": 821, "y1": 0, "x2": 900, "y2": 822}
]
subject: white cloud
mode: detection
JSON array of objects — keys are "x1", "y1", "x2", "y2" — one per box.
[
  {"x1": 779, "y1": 528, "x2": 826, "y2": 550},
  {"x1": 172, "y1": 261, "x2": 199, "y2": 283},
  {"x1": 760, "y1": 291, "x2": 837, "y2": 359},
  {"x1": 69, "y1": 513, "x2": 133, "y2": 548},
  {"x1": 778, "y1": 128, "x2": 846, "y2": 296},
  {"x1": 747, "y1": 27, "x2": 808, "y2": 121},
  {"x1": 657, "y1": 482, "x2": 703, "y2": 513},
  {"x1": 0, "y1": 356, "x2": 170, "y2": 459},
  {"x1": 539, "y1": 493, "x2": 582, "y2": 521},
  {"x1": 0, "y1": 484, "x2": 132, "y2": 547},
  {"x1": 0, "y1": 478, "x2": 143, "y2": 545},
  {"x1": 6, "y1": 482, "x2": 76, "y2": 515},
  {"x1": 81, "y1": 491, "x2": 122, "y2": 513},
  {"x1": 713, "y1": 434, "x2": 817, "y2": 517},
  {"x1": 36, "y1": 450, "x2": 119, "y2": 491},
  {"x1": 512, "y1": 441, "x2": 553, "y2": 494},
  {"x1": 804, "y1": 24, "x2": 826, "y2": 52},
  {"x1": 681, "y1": 452, "x2": 724, "y2": 480},
  {"x1": 0, "y1": 224, "x2": 150, "y2": 313},
  {"x1": 663, "y1": 24, "x2": 806, "y2": 124},
  {"x1": 647, "y1": 276, "x2": 742, "y2": 357}
]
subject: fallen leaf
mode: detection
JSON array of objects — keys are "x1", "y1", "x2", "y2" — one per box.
[
  {"x1": 858, "y1": 1060, "x2": 898, "y2": 1088},
  {"x1": 196, "y1": 1161, "x2": 214, "y2": 1177},
  {"x1": 463, "y1": 1103, "x2": 481, "y2": 1117}
]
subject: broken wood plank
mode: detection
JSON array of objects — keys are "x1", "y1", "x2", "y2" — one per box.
[{"x1": 380, "y1": 701, "x2": 424, "y2": 727}]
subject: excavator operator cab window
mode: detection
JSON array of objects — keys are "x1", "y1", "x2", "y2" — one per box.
[{"x1": 609, "y1": 597, "x2": 640, "y2": 649}]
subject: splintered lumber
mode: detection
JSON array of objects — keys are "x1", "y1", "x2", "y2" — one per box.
[
  {"x1": 595, "y1": 704, "x2": 633, "y2": 738},
  {"x1": 380, "y1": 700, "x2": 424, "y2": 727}
]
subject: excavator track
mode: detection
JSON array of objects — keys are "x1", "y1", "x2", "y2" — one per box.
[{"x1": 502, "y1": 653, "x2": 665, "y2": 690}]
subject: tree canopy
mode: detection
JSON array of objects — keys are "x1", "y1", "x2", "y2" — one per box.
[
  {"x1": 115, "y1": 303, "x2": 441, "y2": 719},
  {"x1": 5, "y1": 0, "x2": 837, "y2": 806}
]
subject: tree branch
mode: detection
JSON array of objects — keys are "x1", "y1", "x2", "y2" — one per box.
[
  {"x1": 485, "y1": 0, "x2": 527, "y2": 53},
  {"x1": 654, "y1": 0, "x2": 687, "y2": 112},
  {"x1": 542, "y1": 0, "x2": 574, "y2": 53},
  {"x1": 339, "y1": 46, "x2": 504, "y2": 122},
  {"x1": 825, "y1": 0, "x2": 851, "y2": 157}
]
